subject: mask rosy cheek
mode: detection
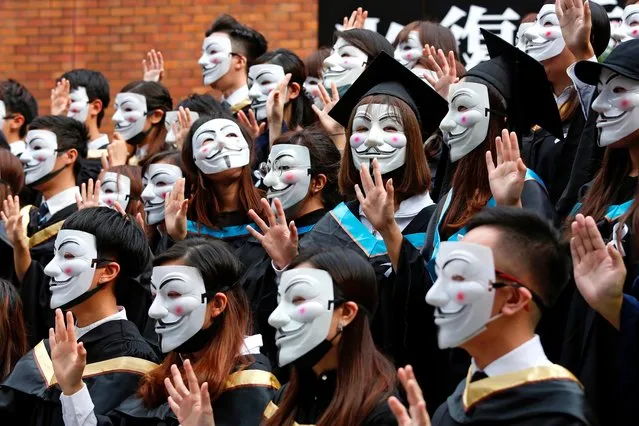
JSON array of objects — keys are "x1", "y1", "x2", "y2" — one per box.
[
  {"x1": 175, "y1": 306, "x2": 184, "y2": 315},
  {"x1": 64, "y1": 267, "x2": 73, "y2": 275},
  {"x1": 282, "y1": 172, "x2": 299, "y2": 184},
  {"x1": 37, "y1": 156, "x2": 46, "y2": 162},
  {"x1": 633, "y1": 29, "x2": 638, "y2": 36},
  {"x1": 212, "y1": 58, "x2": 221, "y2": 64},
  {"x1": 106, "y1": 199, "x2": 113, "y2": 206},
  {"x1": 406, "y1": 53, "x2": 412, "y2": 59},
  {"x1": 127, "y1": 117, "x2": 137, "y2": 123},
  {"x1": 350, "y1": 134, "x2": 365, "y2": 147},
  {"x1": 456, "y1": 291, "x2": 465, "y2": 302}
]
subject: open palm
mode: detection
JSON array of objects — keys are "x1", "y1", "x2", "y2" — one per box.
[
  {"x1": 487, "y1": 129, "x2": 526, "y2": 207},
  {"x1": 247, "y1": 198, "x2": 299, "y2": 270}
]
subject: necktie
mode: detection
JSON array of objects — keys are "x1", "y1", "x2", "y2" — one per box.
[
  {"x1": 38, "y1": 202, "x2": 50, "y2": 226},
  {"x1": 471, "y1": 370, "x2": 488, "y2": 382}
]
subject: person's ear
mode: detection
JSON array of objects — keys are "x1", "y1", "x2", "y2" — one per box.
[
  {"x1": 287, "y1": 82, "x2": 301, "y2": 101},
  {"x1": 310, "y1": 173, "x2": 327, "y2": 194},
  {"x1": 206, "y1": 292, "x2": 228, "y2": 320},
  {"x1": 97, "y1": 261, "x2": 121, "y2": 285},
  {"x1": 9, "y1": 113, "x2": 24, "y2": 132},
  {"x1": 338, "y1": 301, "x2": 358, "y2": 327},
  {"x1": 148, "y1": 109, "x2": 164, "y2": 125},
  {"x1": 500, "y1": 286, "x2": 532, "y2": 317},
  {"x1": 233, "y1": 55, "x2": 246, "y2": 72},
  {"x1": 89, "y1": 99, "x2": 103, "y2": 118},
  {"x1": 63, "y1": 148, "x2": 79, "y2": 165}
]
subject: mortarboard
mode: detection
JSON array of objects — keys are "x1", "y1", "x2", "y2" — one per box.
[{"x1": 329, "y1": 51, "x2": 449, "y2": 137}]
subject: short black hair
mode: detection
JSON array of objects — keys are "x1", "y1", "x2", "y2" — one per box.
[
  {"x1": 205, "y1": 14, "x2": 268, "y2": 64},
  {"x1": 62, "y1": 207, "x2": 151, "y2": 289},
  {"x1": 466, "y1": 207, "x2": 570, "y2": 308},
  {"x1": 0, "y1": 79, "x2": 38, "y2": 138},
  {"x1": 59, "y1": 69, "x2": 111, "y2": 127},
  {"x1": 29, "y1": 116, "x2": 88, "y2": 177},
  {"x1": 177, "y1": 93, "x2": 227, "y2": 117}
]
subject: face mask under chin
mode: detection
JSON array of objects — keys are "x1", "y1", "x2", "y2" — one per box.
[{"x1": 27, "y1": 162, "x2": 69, "y2": 188}]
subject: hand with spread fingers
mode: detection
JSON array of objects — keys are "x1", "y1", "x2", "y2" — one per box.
[
  {"x1": 247, "y1": 198, "x2": 299, "y2": 270},
  {"x1": 342, "y1": 7, "x2": 368, "y2": 30},
  {"x1": 422, "y1": 45, "x2": 459, "y2": 100},
  {"x1": 267, "y1": 73, "x2": 292, "y2": 145},
  {"x1": 1, "y1": 195, "x2": 27, "y2": 251},
  {"x1": 164, "y1": 359, "x2": 215, "y2": 426},
  {"x1": 311, "y1": 81, "x2": 345, "y2": 149},
  {"x1": 108, "y1": 133, "x2": 130, "y2": 167},
  {"x1": 354, "y1": 158, "x2": 396, "y2": 235},
  {"x1": 143, "y1": 49, "x2": 165, "y2": 82},
  {"x1": 570, "y1": 214, "x2": 626, "y2": 330},
  {"x1": 164, "y1": 178, "x2": 189, "y2": 241},
  {"x1": 174, "y1": 106, "x2": 194, "y2": 151},
  {"x1": 556, "y1": 0, "x2": 594, "y2": 61},
  {"x1": 486, "y1": 129, "x2": 526, "y2": 207},
  {"x1": 75, "y1": 179, "x2": 101, "y2": 210},
  {"x1": 237, "y1": 109, "x2": 266, "y2": 140},
  {"x1": 388, "y1": 365, "x2": 432, "y2": 426},
  {"x1": 51, "y1": 78, "x2": 71, "y2": 116},
  {"x1": 50, "y1": 309, "x2": 87, "y2": 396}
]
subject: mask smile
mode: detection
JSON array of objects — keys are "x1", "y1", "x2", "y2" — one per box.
[
  {"x1": 434, "y1": 305, "x2": 467, "y2": 322},
  {"x1": 155, "y1": 315, "x2": 187, "y2": 331},
  {"x1": 324, "y1": 67, "x2": 347, "y2": 78},
  {"x1": 597, "y1": 110, "x2": 628, "y2": 126},
  {"x1": 50, "y1": 276, "x2": 75, "y2": 286},
  {"x1": 445, "y1": 127, "x2": 471, "y2": 142},
  {"x1": 266, "y1": 184, "x2": 293, "y2": 199},
  {"x1": 144, "y1": 199, "x2": 164, "y2": 210},
  {"x1": 356, "y1": 145, "x2": 398, "y2": 157},
  {"x1": 275, "y1": 324, "x2": 305, "y2": 344}
]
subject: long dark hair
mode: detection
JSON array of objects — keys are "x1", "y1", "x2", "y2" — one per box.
[
  {"x1": 0, "y1": 149, "x2": 24, "y2": 202},
  {"x1": 340, "y1": 94, "x2": 431, "y2": 203},
  {"x1": 265, "y1": 250, "x2": 396, "y2": 426},
  {"x1": 120, "y1": 81, "x2": 173, "y2": 162},
  {"x1": 138, "y1": 238, "x2": 252, "y2": 407},
  {"x1": 273, "y1": 129, "x2": 342, "y2": 210},
  {"x1": 182, "y1": 116, "x2": 265, "y2": 228},
  {"x1": 254, "y1": 49, "x2": 317, "y2": 130},
  {"x1": 440, "y1": 76, "x2": 506, "y2": 235},
  {"x1": 305, "y1": 47, "x2": 331, "y2": 79},
  {"x1": 0, "y1": 279, "x2": 28, "y2": 380}
]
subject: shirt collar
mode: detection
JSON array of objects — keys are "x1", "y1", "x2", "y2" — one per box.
[
  {"x1": 88, "y1": 134, "x2": 109, "y2": 150},
  {"x1": 76, "y1": 307, "x2": 128, "y2": 339},
  {"x1": 240, "y1": 334, "x2": 263, "y2": 355},
  {"x1": 223, "y1": 85, "x2": 249, "y2": 107},
  {"x1": 471, "y1": 335, "x2": 551, "y2": 378},
  {"x1": 555, "y1": 84, "x2": 574, "y2": 108},
  {"x1": 359, "y1": 191, "x2": 434, "y2": 220},
  {"x1": 44, "y1": 186, "x2": 80, "y2": 217}
]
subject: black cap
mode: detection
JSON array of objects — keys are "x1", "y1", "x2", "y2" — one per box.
[
  {"x1": 329, "y1": 51, "x2": 448, "y2": 137},
  {"x1": 574, "y1": 39, "x2": 639, "y2": 85},
  {"x1": 465, "y1": 29, "x2": 564, "y2": 141}
]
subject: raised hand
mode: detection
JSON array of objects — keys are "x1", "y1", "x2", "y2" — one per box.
[
  {"x1": 143, "y1": 49, "x2": 165, "y2": 82},
  {"x1": 486, "y1": 129, "x2": 526, "y2": 207},
  {"x1": 50, "y1": 309, "x2": 87, "y2": 396},
  {"x1": 51, "y1": 78, "x2": 71, "y2": 116},
  {"x1": 247, "y1": 198, "x2": 299, "y2": 270},
  {"x1": 75, "y1": 179, "x2": 101, "y2": 210},
  {"x1": 174, "y1": 106, "x2": 194, "y2": 150},
  {"x1": 311, "y1": 81, "x2": 345, "y2": 149},
  {"x1": 388, "y1": 365, "x2": 431, "y2": 426},
  {"x1": 237, "y1": 109, "x2": 266, "y2": 140},
  {"x1": 556, "y1": 0, "x2": 594, "y2": 61},
  {"x1": 108, "y1": 132, "x2": 130, "y2": 167},
  {"x1": 1, "y1": 195, "x2": 27, "y2": 250},
  {"x1": 354, "y1": 158, "x2": 396, "y2": 234},
  {"x1": 267, "y1": 74, "x2": 292, "y2": 144},
  {"x1": 342, "y1": 7, "x2": 368, "y2": 30},
  {"x1": 570, "y1": 214, "x2": 625, "y2": 330},
  {"x1": 164, "y1": 178, "x2": 188, "y2": 241},
  {"x1": 165, "y1": 360, "x2": 215, "y2": 426},
  {"x1": 422, "y1": 45, "x2": 458, "y2": 100}
]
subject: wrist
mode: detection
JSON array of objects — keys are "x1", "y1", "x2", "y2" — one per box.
[
  {"x1": 62, "y1": 381, "x2": 84, "y2": 396},
  {"x1": 496, "y1": 198, "x2": 522, "y2": 208},
  {"x1": 599, "y1": 295, "x2": 623, "y2": 330},
  {"x1": 378, "y1": 220, "x2": 401, "y2": 239},
  {"x1": 573, "y1": 44, "x2": 595, "y2": 62}
]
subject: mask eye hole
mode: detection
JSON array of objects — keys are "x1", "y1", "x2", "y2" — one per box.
[
  {"x1": 613, "y1": 87, "x2": 628, "y2": 94},
  {"x1": 451, "y1": 275, "x2": 465, "y2": 282},
  {"x1": 383, "y1": 126, "x2": 398, "y2": 132},
  {"x1": 63, "y1": 253, "x2": 75, "y2": 260},
  {"x1": 292, "y1": 296, "x2": 305, "y2": 305},
  {"x1": 457, "y1": 105, "x2": 469, "y2": 113},
  {"x1": 225, "y1": 132, "x2": 238, "y2": 138},
  {"x1": 354, "y1": 126, "x2": 368, "y2": 132},
  {"x1": 167, "y1": 291, "x2": 181, "y2": 299}
]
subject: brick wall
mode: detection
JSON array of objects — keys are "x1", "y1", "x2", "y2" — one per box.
[{"x1": 0, "y1": 0, "x2": 319, "y2": 134}]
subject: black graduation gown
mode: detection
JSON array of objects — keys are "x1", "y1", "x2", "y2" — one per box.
[
  {"x1": 23, "y1": 202, "x2": 78, "y2": 268},
  {"x1": 431, "y1": 365, "x2": 593, "y2": 426},
  {"x1": 0, "y1": 320, "x2": 160, "y2": 426},
  {"x1": 241, "y1": 208, "x2": 327, "y2": 365},
  {"x1": 263, "y1": 369, "x2": 399, "y2": 425},
  {"x1": 113, "y1": 354, "x2": 280, "y2": 426},
  {"x1": 420, "y1": 176, "x2": 554, "y2": 408},
  {"x1": 0, "y1": 222, "x2": 14, "y2": 280},
  {"x1": 77, "y1": 152, "x2": 106, "y2": 187},
  {"x1": 560, "y1": 175, "x2": 638, "y2": 426}
]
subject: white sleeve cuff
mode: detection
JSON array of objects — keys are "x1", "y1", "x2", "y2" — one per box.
[
  {"x1": 60, "y1": 383, "x2": 98, "y2": 426},
  {"x1": 271, "y1": 260, "x2": 288, "y2": 281}
]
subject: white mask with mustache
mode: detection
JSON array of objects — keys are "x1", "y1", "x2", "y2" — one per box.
[
  {"x1": 350, "y1": 104, "x2": 407, "y2": 174},
  {"x1": 248, "y1": 64, "x2": 286, "y2": 121},
  {"x1": 149, "y1": 265, "x2": 208, "y2": 353},
  {"x1": 592, "y1": 69, "x2": 639, "y2": 147},
  {"x1": 394, "y1": 31, "x2": 423, "y2": 69},
  {"x1": 303, "y1": 76, "x2": 325, "y2": 109},
  {"x1": 426, "y1": 242, "x2": 497, "y2": 349},
  {"x1": 268, "y1": 268, "x2": 335, "y2": 367},
  {"x1": 439, "y1": 82, "x2": 490, "y2": 162},
  {"x1": 522, "y1": 4, "x2": 566, "y2": 62},
  {"x1": 99, "y1": 172, "x2": 131, "y2": 210},
  {"x1": 612, "y1": 5, "x2": 639, "y2": 45},
  {"x1": 322, "y1": 37, "x2": 368, "y2": 91},
  {"x1": 67, "y1": 86, "x2": 90, "y2": 123},
  {"x1": 141, "y1": 164, "x2": 183, "y2": 225},
  {"x1": 198, "y1": 34, "x2": 233, "y2": 86},
  {"x1": 21, "y1": 129, "x2": 59, "y2": 185},
  {"x1": 44, "y1": 230, "x2": 99, "y2": 309},
  {"x1": 263, "y1": 144, "x2": 312, "y2": 211},
  {"x1": 192, "y1": 118, "x2": 250, "y2": 174},
  {"x1": 112, "y1": 92, "x2": 147, "y2": 141}
]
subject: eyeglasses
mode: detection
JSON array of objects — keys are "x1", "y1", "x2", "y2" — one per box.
[{"x1": 492, "y1": 269, "x2": 547, "y2": 312}]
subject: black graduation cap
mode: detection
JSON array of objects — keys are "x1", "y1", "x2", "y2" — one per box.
[
  {"x1": 329, "y1": 51, "x2": 448, "y2": 137},
  {"x1": 465, "y1": 29, "x2": 564, "y2": 141}
]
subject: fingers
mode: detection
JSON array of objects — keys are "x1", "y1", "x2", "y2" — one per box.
[
  {"x1": 183, "y1": 359, "x2": 199, "y2": 394},
  {"x1": 501, "y1": 129, "x2": 511, "y2": 163},
  {"x1": 77, "y1": 342, "x2": 87, "y2": 364},
  {"x1": 372, "y1": 158, "x2": 384, "y2": 188},
  {"x1": 248, "y1": 206, "x2": 269, "y2": 233},
  {"x1": 485, "y1": 151, "x2": 496, "y2": 174},
  {"x1": 388, "y1": 396, "x2": 412, "y2": 426},
  {"x1": 317, "y1": 82, "x2": 330, "y2": 106},
  {"x1": 114, "y1": 201, "x2": 127, "y2": 216},
  {"x1": 246, "y1": 224, "x2": 265, "y2": 242},
  {"x1": 75, "y1": 192, "x2": 83, "y2": 209},
  {"x1": 509, "y1": 131, "x2": 520, "y2": 161},
  {"x1": 386, "y1": 178, "x2": 395, "y2": 202},
  {"x1": 289, "y1": 221, "x2": 299, "y2": 246},
  {"x1": 200, "y1": 381, "x2": 212, "y2": 412},
  {"x1": 237, "y1": 110, "x2": 249, "y2": 126},
  {"x1": 330, "y1": 81, "x2": 339, "y2": 102},
  {"x1": 495, "y1": 135, "x2": 503, "y2": 165},
  {"x1": 101, "y1": 152, "x2": 110, "y2": 171},
  {"x1": 54, "y1": 308, "x2": 67, "y2": 344},
  {"x1": 585, "y1": 215, "x2": 605, "y2": 251},
  {"x1": 556, "y1": 0, "x2": 564, "y2": 19},
  {"x1": 135, "y1": 212, "x2": 145, "y2": 229},
  {"x1": 571, "y1": 219, "x2": 587, "y2": 259},
  {"x1": 248, "y1": 108, "x2": 258, "y2": 127},
  {"x1": 264, "y1": 197, "x2": 277, "y2": 227},
  {"x1": 165, "y1": 377, "x2": 182, "y2": 405},
  {"x1": 447, "y1": 50, "x2": 457, "y2": 79},
  {"x1": 167, "y1": 396, "x2": 181, "y2": 417},
  {"x1": 437, "y1": 49, "x2": 449, "y2": 75},
  {"x1": 354, "y1": 184, "x2": 365, "y2": 205},
  {"x1": 170, "y1": 364, "x2": 190, "y2": 397},
  {"x1": 49, "y1": 327, "x2": 56, "y2": 350},
  {"x1": 584, "y1": 0, "x2": 591, "y2": 21},
  {"x1": 570, "y1": 237, "x2": 582, "y2": 264},
  {"x1": 274, "y1": 198, "x2": 288, "y2": 226},
  {"x1": 359, "y1": 162, "x2": 375, "y2": 194},
  {"x1": 66, "y1": 310, "x2": 77, "y2": 343},
  {"x1": 608, "y1": 243, "x2": 625, "y2": 268}
]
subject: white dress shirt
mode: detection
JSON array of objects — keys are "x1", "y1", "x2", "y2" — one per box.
[
  {"x1": 223, "y1": 85, "x2": 249, "y2": 107},
  {"x1": 60, "y1": 308, "x2": 128, "y2": 426},
  {"x1": 470, "y1": 335, "x2": 552, "y2": 378},
  {"x1": 87, "y1": 134, "x2": 109, "y2": 151},
  {"x1": 9, "y1": 140, "x2": 25, "y2": 157},
  {"x1": 43, "y1": 186, "x2": 80, "y2": 221},
  {"x1": 566, "y1": 56, "x2": 598, "y2": 118}
]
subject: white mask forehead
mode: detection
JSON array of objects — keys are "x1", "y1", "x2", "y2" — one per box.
[
  {"x1": 435, "y1": 242, "x2": 496, "y2": 283},
  {"x1": 114, "y1": 92, "x2": 147, "y2": 110},
  {"x1": 192, "y1": 118, "x2": 250, "y2": 174},
  {"x1": 249, "y1": 64, "x2": 285, "y2": 81},
  {"x1": 149, "y1": 265, "x2": 208, "y2": 353},
  {"x1": 202, "y1": 33, "x2": 232, "y2": 54},
  {"x1": 248, "y1": 64, "x2": 286, "y2": 121},
  {"x1": 440, "y1": 82, "x2": 490, "y2": 162},
  {"x1": 0, "y1": 100, "x2": 5, "y2": 119},
  {"x1": 323, "y1": 37, "x2": 368, "y2": 90},
  {"x1": 22, "y1": 129, "x2": 59, "y2": 185},
  {"x1": 25, "y1": 129, "x2": 58, "y2": 148},
  {"x1": 268, "y1": 144, "x2": 311, "y2": 166},
  {"x1": 99, "y1": 172, "x2": 131, "y2": 210},
  {"x1": 592, "y1": 69, "x2": 639, "y2": 147},
  {"x1": 69, "y1": 86, "x2": 89, "y2": 103},
  {"x1": 145, "y1": 163, "x2": 183, "y2": 181},
  {"x1": 522, "y1": 4, "x2": 565, "y2": 62},
  {"x1": 54, "y1": 229, "x2": 98, "y2": 252}
]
